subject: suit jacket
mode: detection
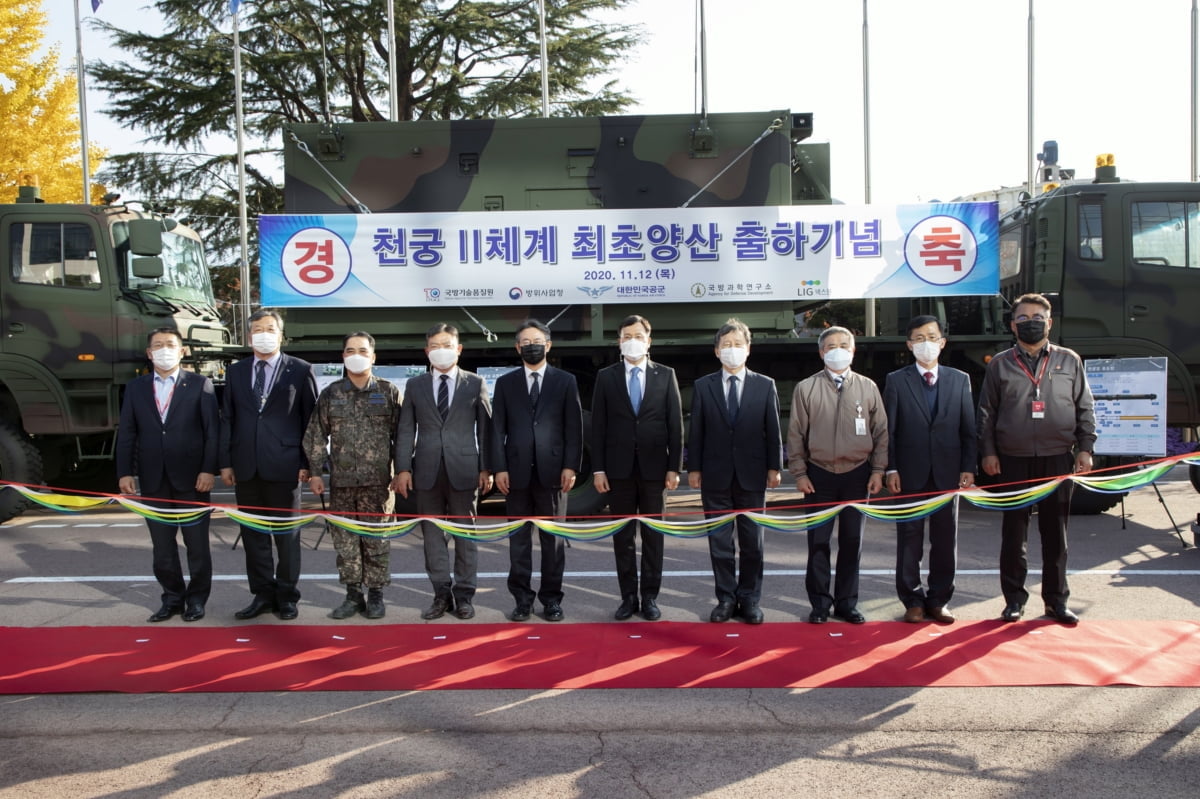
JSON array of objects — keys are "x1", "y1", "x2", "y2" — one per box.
[
  {"x1": 489, "y1": 365, "x2": 583, "y2": 491},
  {"x1": 219, "y1": 353, "x2": 318, "y2": 482},
  {"x1": 687, "y1": 368, "x2": 782, "y2": 492},
  {"x1": 590, "y1": 359, "x2": 683, "y2": 481},
  {"x1": 116, "y1": 370, "x2": 220, "y2": 496},
  {"x1": 395, "y1": 369, "x2": 493, "y2": 491},
  {"x1": 884, "y1": 363, "x2": 977, "y2": 490}
]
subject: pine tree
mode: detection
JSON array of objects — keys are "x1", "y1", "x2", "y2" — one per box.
[
  {"x1": 0, "y1": 0, "x2": 105, "y2": 203},
  {"x1": 88, "y1": 0, "x2": 638, "y2": 269}
]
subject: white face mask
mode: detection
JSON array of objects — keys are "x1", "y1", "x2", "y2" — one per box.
[
  {"x1": 620, "y1": 338, "x2": 649, "y2": 362},
  {"x1": 912, "y1": 340, "x2": 941, "y2": 364},
  {"x1": 150, "y1": 347, "x2": 181, "y2": 371},
  {"x1": 343, "y1": 354, "x2": 372, "y2": 375},
  {"x1": 823, "y1": 347, "x2": 853, "y2": 371},
  {"x1": 251, "y1": 332, "x2": 280, "y2": 356},
  {"x1": 427, "y1": 347, "x2": 458, "y2": 370},
  {"x1": 718, "y1": 346, "x2": 748, "y2": 369}
]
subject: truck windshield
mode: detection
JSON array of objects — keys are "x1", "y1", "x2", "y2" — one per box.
[{"x1": 121, "y1": 226, "x2": 215, "y2": 301}]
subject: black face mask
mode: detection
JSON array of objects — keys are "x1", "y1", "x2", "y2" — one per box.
[
  {"x1": 519, "y1": 343, "x2": 546, "y2": 364},
  {"x1": 1015, "y1": 320, "x2": 1047, "y2": 345}
]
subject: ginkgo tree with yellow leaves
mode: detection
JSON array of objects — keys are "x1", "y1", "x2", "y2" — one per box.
[{"x1": 0, "y1": 0, "x2": 104, "y2": 203}]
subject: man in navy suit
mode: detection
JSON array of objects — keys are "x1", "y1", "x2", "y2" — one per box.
[
  {"x1": 393, "y1": 322, "x2": 493, "y2": 621},
  {"x1": 687, "y1": 318, "x2": 782, "y2": 624},
  {"x1": 591, "y1": 314, "x2": 683, "y2": 621},
  {"x1": 117, "y1": 327, "x2": 220, "y2": 623},
  {"x1": 490, "y1": 319, "x2": 583, "y2": 622},
  {"x1": 883, "y1": 315, "x2": 977, "y2": 624},
  {"x1": 220, "y1": 309, "x2": 318, "y2": 621}
]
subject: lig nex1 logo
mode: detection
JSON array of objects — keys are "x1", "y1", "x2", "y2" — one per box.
[{"x1": 796, "y1": 279, "x2": 828, "y2": 297}]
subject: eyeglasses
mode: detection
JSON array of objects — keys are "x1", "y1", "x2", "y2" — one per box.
[
  {"x1": 1014, "y1": 314, "x2": 1048, "y2": 322},
  {"x1": 518, "y1": 339, "x2": 548, "y2": 347},
  {"x1": 908, "y1": 336, "x2": 942, "y2": 344}
]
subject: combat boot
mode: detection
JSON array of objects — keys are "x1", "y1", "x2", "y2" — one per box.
[
  {"x1": 366, "y1": 587, "x2": 386, "y2": 619},
  {"x1": 331, "y1": 587, "x2": 365, "y2": 619}
]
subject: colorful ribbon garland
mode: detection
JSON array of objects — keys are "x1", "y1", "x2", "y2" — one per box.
[{"x1": 5, "y1": 455, "x2": 1198, "y2": 542}]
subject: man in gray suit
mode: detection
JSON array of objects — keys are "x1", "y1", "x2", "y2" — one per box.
[
  {"x1": 393, "y1": 323, "x2": 493, "y2": 620},
  {"x1": 883, "y1": 315, "x2": 977, "y2": 625}
]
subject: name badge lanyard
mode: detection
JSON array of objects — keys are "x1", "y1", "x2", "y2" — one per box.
[
  {"x1": 1012, "y1": 349, "x2": 1050, "y2": 417},
  {"x1": 155, "y1": 377, "x2": 177, "y2": 422}
]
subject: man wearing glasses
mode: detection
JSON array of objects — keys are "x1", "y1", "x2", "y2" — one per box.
[
  {"x1": 883, "y1": 316, "x2": 977, "y2": 625},
  {"x1": 490, "y1": 320, "x2": 583, "y2": 622},
  {"x1": 978, "y1": 293, "x2": 1096, "y2": 625}
]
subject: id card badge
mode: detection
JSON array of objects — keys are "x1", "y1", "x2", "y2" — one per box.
[
  {"x1": 855, "y1": 418, "x2": 867, "y2": 436},
  {"x1": 1030, "y1": 400, "x2": 1045, "y2": 419}
]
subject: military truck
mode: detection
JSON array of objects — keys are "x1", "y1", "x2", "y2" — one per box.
[
  {"x1": 0, "y1": 180, "x2": 233, "y2": 523},
  {"x1": 275, "y1": 110, "x2": 1009, "y2": 514},
  {"x1": 275, "y1": 113, "x2": 1200, "y2": 514}
]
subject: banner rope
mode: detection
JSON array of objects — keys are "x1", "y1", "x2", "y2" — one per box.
[{"x1": 3, "y1": 453, "x2": 1197, "y2": 542}]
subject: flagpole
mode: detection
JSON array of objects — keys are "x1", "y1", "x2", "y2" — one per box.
[
  {"x1": 232, "y1": 3, "x2": 251, "y2": 339},
  {"x1": 74, "y1": 0, "x2": 91, "y2": 203},
  {"x1": 387, "y1": 0, "x2": 398, "y2": 120}
]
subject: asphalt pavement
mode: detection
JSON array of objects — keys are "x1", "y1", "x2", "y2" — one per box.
[{"x1": 1, "y1": 476, "x2": 1198, "y2": 797}]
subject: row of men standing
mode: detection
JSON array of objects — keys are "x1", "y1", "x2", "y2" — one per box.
[{"x1": 118, "y1": 293, "x2": 1094, "y2": 626}]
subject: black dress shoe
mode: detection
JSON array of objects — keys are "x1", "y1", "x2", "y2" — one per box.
[
  {"x1": 1044, "y1": 603, "x2": 1079, "y2": 625},
  {"x1": 709, "y1": 600, "x2": 735, "y2": 623},
  {"x1": 182, "y1": 603, "x2": 206, "y2": 622},
  {"x1": 511, "y1": 604, "x2": 532, "y2": 622},
  {"x1": 833, "y1": 607, "x2": 866, "y2": 624},
  {"x1": 421, "y1": 596, "x2": 453, "y2": 620},
  {"x1": 614, "y1": 596, "x2": 639, "y2": 620},
  {"x1": 277, "y1": 601, "x2": 299, "y2": 620},
  {"x1": 738, "y1": 603, "x2": 765, "y2": 625},
  {"x1": 543, "y1": 603, "x2": 565, "y2": 622},
  {"x1": 234, "y1": 597, "x2": 275, "y2": 620},
  {"x1": 640, "y1": 598, "x2": 662, "y2": 621},
  {"x1": 1001, "y1": 602, "x2": 1025, "y2": 622},
  {"x1": 453, "y1": 601, "x2": 475, "y2": 620},
  {"x1": 147, "y1": 603, "x2": 182, "y2": 623},
  {"x1": 809, "y1": 609, "x2": 829, "y2": 624}
]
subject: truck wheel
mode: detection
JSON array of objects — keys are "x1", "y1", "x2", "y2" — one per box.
[
  {"x1": 0, "y1": 420, "x2": 44, "y2": 524},
  {"x1": 1069, "y1": 488, "x2": 1125, "y2": 515}
]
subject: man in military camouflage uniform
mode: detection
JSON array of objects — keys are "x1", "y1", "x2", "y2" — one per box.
[{"x1": 304, "y1": 332, "x2": 402, "y2": 619}]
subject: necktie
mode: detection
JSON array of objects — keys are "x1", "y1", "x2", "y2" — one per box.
[
  {"x1": 834, "y1": 375, "x2": 844, "y2": 392},
  {"x1": 529, "y1": 371, "x2": 540, "y2": 408},
  {"x1": 253, "y1": 360, "x2": 267, "y2": 407},
  {"x1": 726, "y1": 375, "x2": 739, "y2": 425},
  {"x1": 924, "y1": 371, "x2": 935, "y2": 387},
  {"x1": 629, "y1": 366, "x2": 642, "y2": 414},
  {"x1": 924, "y1": 370, "x2": 937, "y2": 413},
  {"x1": 437, "y1": 374, "x2": 450, "y2": 420}
]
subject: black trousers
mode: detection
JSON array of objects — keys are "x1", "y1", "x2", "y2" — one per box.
[
  {"x1": 235, "y1": 476, "x2": 302, "y2": 604},
  {"x1": 506, "y1": 477, "x2": 566, "y2": 607},
  {"x1": 144, "y1": 484, "x2": 212, "y2": 607},
  {"x1": 418, "y1": 464, "x2": 479, "y2": 603},
  {"x1": 608, "y1": 471, "x2": 666, "y2": 601},
  {"x1": 895, "y1": 476, "x2": 958, "y2": 609},
  {"x1": 998, "y1": 452, "x2": 1074, "y2": 606},
  {"x1": 805, "y1": 461, "x2": 871, "y2": 614},
  {"x1": 702, "y1": 482, "x2": 765, "y2": 605}
]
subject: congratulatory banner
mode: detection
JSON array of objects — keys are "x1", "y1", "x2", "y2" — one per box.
[{"x1": 259, "y1": 202, "x2": 999, "y2": 308}]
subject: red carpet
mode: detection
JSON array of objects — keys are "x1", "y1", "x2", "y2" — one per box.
[{"x1": 2, "y1": 620, "x2": 1199, "y2": 693}]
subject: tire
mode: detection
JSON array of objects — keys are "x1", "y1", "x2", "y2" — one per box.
[
  {"x1": 0, "y1": 419, "x2": 44, "y2": 525},
  {"x1": 1069, "y1": 487, "x2": 1125, "y2": 515},
  {"x1": 566, "y1": 410, "x2": 610, "y2": 518}
]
